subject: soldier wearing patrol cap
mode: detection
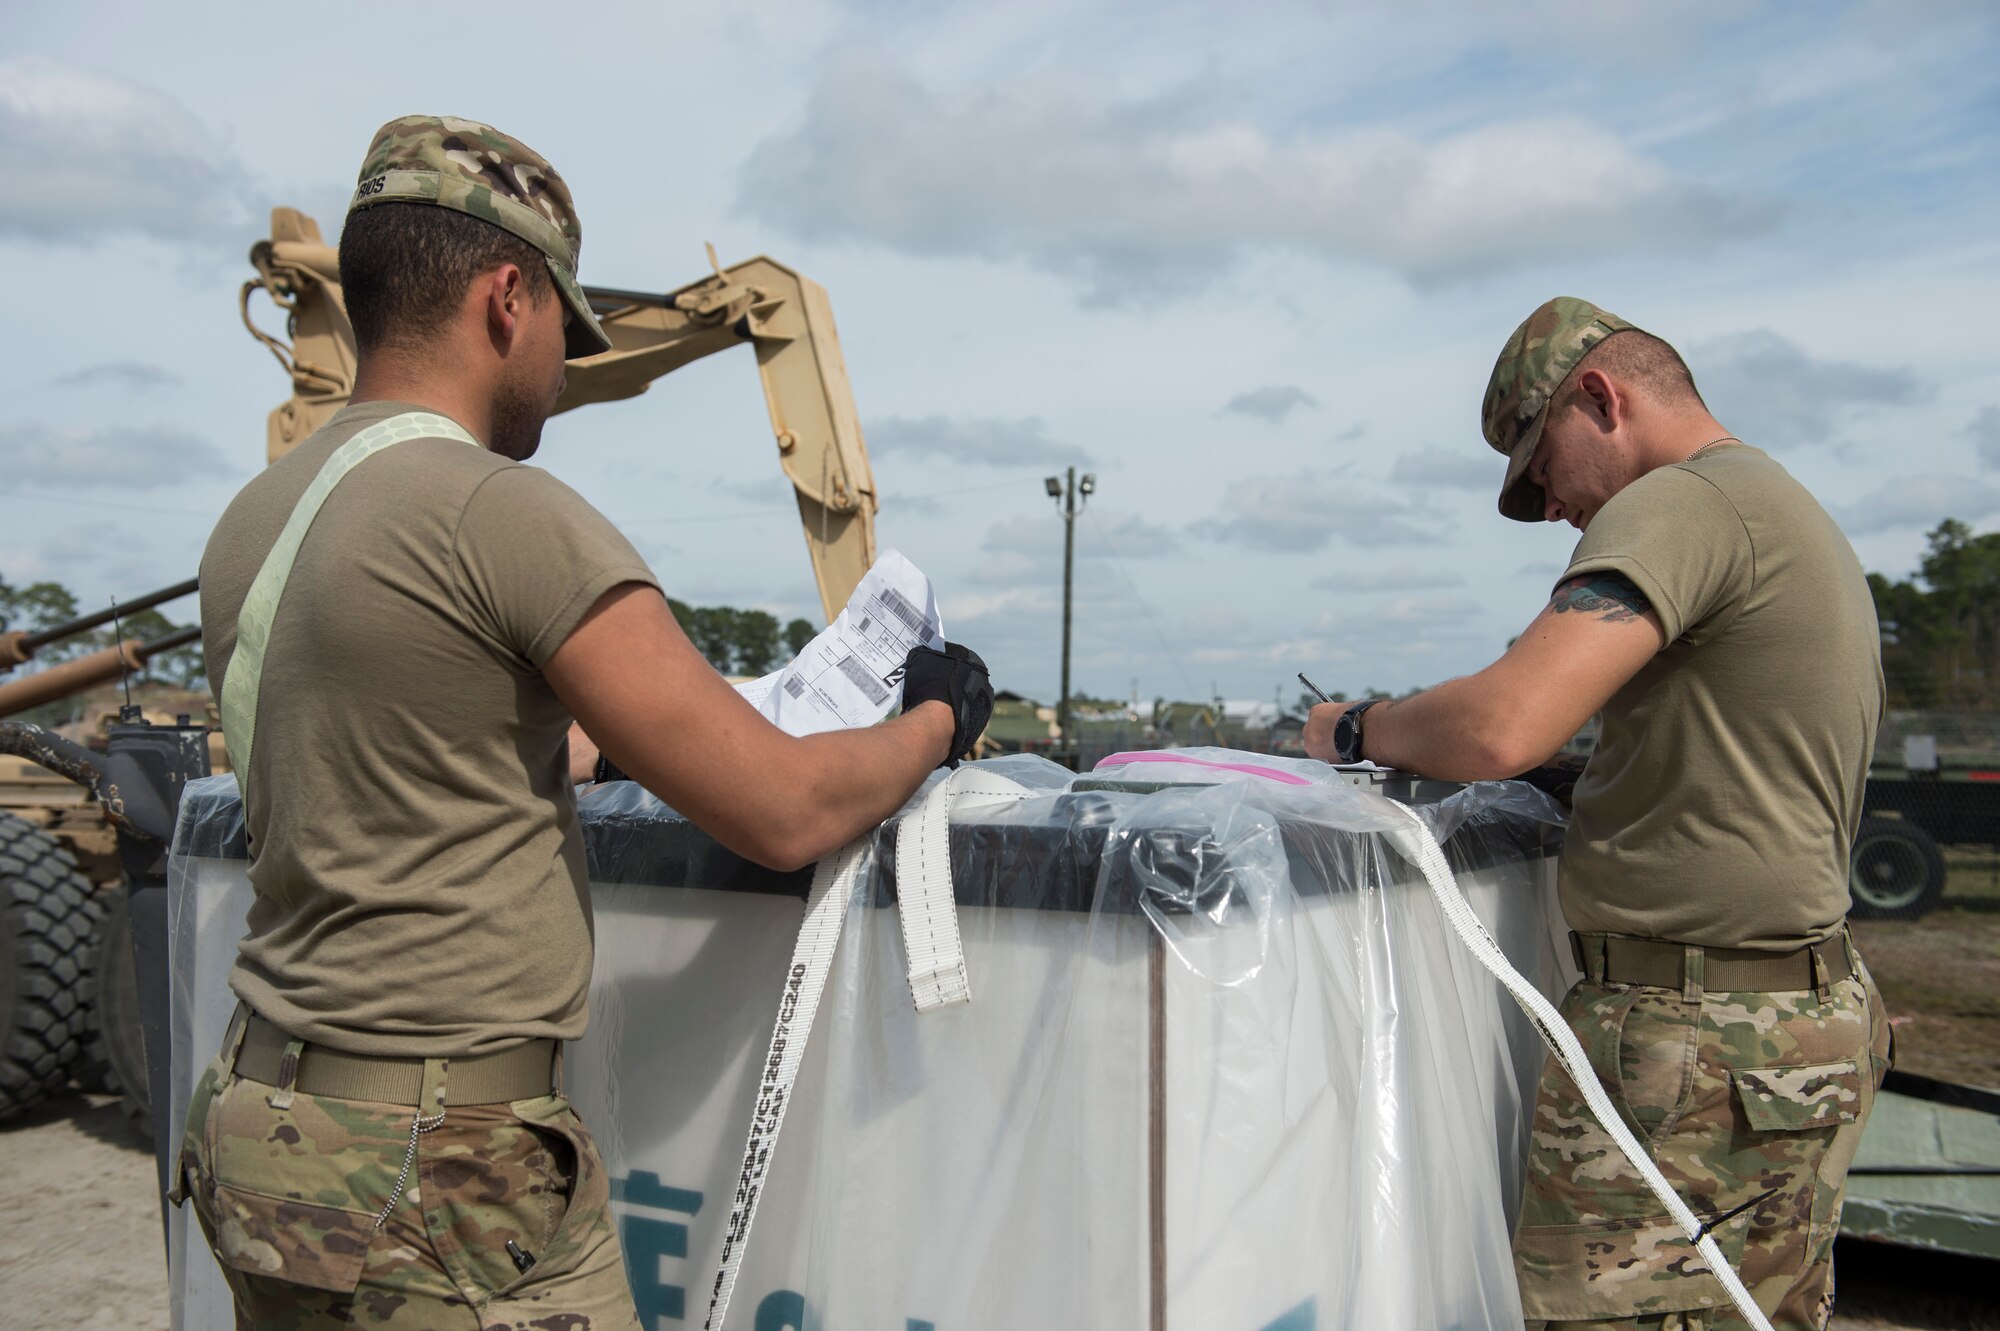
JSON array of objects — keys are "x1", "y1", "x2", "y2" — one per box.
[
  {"x1": 180, "y1": 116, "x2": 992, "y2": 1328},
  {"x1": 1305, "y1": 298, "x2": 1892, "y2": 1330}
]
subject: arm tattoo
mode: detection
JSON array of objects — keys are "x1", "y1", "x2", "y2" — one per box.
[{"x1": 1549, "y1": 572, "x2": 1650, "y2": 624}]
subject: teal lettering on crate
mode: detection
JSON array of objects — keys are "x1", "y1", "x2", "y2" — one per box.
[
  {"x1": 612, "y1": 1171, "x2": 703, "y2": 1325},
  {"x1": 747, "y1": 1292, "x2": 936, "y2": 1330},
  {"x1": 755, "y1": 1290, "x2": 805, "y2": 1330},
  {"x1": 1260, "y1": 1297, "x2": 1316, "y2": 1331}
]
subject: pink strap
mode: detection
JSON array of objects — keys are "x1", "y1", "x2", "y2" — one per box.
[{"x1": 1094, "y1": 751, "x2": 1311, "y2": 786}]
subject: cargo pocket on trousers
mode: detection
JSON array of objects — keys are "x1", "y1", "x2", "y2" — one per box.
[
  {"x1": 1731, "y1": 1060, "x2": 1863, "y2": 1132},
  {"x1": 202, "y1": 1182, "x2": 374, "y2": 1293},
  {"x1": 503, "y1": 1094, "x2": 610, "y2": 1292},
  {"x1": 434, "y1": 1093, "x2": 612, "y2": 1300},
  {"x1": 1513, "y1": 1211, "x2": 1750, "y2": 1320}
]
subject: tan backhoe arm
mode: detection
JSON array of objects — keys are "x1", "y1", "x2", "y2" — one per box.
[{"x1": 243, "y1": 209, "x2": 880, "y2": 621}]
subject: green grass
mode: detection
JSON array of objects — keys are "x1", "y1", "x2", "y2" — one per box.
[{"x1": 1944, "y1": 846, "x2": 2000, "y2": 903}]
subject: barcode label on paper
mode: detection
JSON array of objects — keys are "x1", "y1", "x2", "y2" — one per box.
[
  {"x1": 834, "y1": 653, "x2": 890, "y2": 704},
  {"x1": 873, "y1": 588, "x2": 928, "y2": 636},
  {"x1": 783, "y1": 675, "x2": 808, "y2": 699}
]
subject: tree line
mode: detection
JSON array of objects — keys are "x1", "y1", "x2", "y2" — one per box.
[
  {"x1": 0, "y1": 575, "x2": 206, "y2": 689},
  {"x1": 1869, "y1": 518, "x2": 2000, "y2": 711},
  {"x1": 666, "y1": 599, "x2": 819, "y2": 678}
]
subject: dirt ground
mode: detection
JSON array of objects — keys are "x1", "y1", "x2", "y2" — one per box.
[
  {"x1": 1851, "y1": 849, "x2": 2000, "y2": 1091},
  {"x1": 1, "y1": 1093, "x2": 1993, "y2": 1330},
  {"x1": 0, "y1": 1092, "x2": 168, "y2": 1330}
]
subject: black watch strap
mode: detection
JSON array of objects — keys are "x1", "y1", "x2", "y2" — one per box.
[{"x1": 1335, "y1": 699, "x2": 1381, "y2": 764}]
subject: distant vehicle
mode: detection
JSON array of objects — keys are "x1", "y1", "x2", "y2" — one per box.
[{"x1": 1850, "y1": 755, "x2": 1999, "y2": 920}]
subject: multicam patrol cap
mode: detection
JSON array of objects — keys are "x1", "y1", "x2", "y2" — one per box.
[
  {"x1": 1481, "y1": 297, "x2": 1635, "y2": 522},
  {"x1": 349, "y1": 115, "x2": 612, "y2": 360}
]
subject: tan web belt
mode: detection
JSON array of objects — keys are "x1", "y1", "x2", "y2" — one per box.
[
  {"x1": 1570, "y1": 929, "x2": 1856, "y2": 993},
  {"x1": 237, "y1": 1012, "x2": 557, "y2": 1106}
]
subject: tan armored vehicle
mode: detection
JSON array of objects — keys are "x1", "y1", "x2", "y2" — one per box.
[{"x1": 0, "y1": 207, "x2": 885, "y2": 1125}]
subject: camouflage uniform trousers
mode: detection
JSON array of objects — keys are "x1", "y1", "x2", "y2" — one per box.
[
  {"x1": 172, "y1": 1023, "x2": 641, "y2": 1331},
  {"x1": 1512, "y1": 951, "x2": 1891, "y2": 1331}
]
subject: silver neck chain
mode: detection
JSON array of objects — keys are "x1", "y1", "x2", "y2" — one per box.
[{"x1": 1684, "y1": 434, "x2": 1741, "y2": 464}]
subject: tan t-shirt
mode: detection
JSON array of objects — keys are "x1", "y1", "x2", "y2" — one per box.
[
  {"x1": 199, "y1": 400, "x2": 658, "y2": 1055},
  {"x1": 1559, "y1": 445, "x2": 1884, "y2": 950}
]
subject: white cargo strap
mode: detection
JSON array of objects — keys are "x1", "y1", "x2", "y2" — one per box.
[
  {"x1": 705, "y1": 836, "x2": 868, "y2": 1331},
  {"x1": 704, "y1": 769, "x2": 1033, "y2": 1329},
  {"x1": 1381, "y1": 803, "x2": 1778, "y2": 1331},
  {"x1": 219, "y1": 412, "x2": 480, "y2": 802},
  {"x1": 894, "y1": 768, "x2": 1035, "y2": 1011}
]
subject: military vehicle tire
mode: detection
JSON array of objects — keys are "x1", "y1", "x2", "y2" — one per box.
[
  {"x1": 82, "y1": 894, "x2": 151, "y2": 1127},
  {"x1": 1849, "y1": 816, "x2": 1948, "y2": 920},
  {"x1": 0, "y1": 812, "x2": 99, "y2": 1120}
]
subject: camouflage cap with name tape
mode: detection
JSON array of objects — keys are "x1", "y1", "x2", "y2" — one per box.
[
  {"x1": 349, "y1": 114, "x2": 612, "y2": 360},
  {"x1": 1481, "y1": 297, "x2": 1636, "y2": 522}
]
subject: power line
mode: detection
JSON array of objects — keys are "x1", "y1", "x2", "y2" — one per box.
[
  {"x1": 0, "y1": 488, "x2": 222, "y2": 519},
  {"x1": 612, "y1": 474, "x2": 1048, "y2": 528}
]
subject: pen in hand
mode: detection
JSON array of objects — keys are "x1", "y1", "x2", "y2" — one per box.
[{"x1": 1298, "y1": 672, "x2": 1332, "y2": 704}]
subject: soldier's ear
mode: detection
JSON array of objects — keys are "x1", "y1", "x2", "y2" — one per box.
[
  {"x1": 1573, "y1": 368, "x2": 1619, "y2": 433},
  {"x1": 481, "y1": 264, "x2": 529, "y2": 351}
]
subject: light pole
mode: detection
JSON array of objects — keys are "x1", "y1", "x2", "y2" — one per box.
[{"x1": 1045, "y1": 466, "x2": 1096, "y2": 745}]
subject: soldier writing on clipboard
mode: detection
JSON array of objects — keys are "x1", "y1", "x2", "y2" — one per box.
[{"x1": 1306, "y1": 298, "x2": 1891, "y2": 1331}]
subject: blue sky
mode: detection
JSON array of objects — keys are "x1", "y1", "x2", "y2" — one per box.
[{"x1": 3, "y1": 0, "x2": 1997, "y2": 707}]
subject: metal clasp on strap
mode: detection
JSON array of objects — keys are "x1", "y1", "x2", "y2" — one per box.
[{"x1": 1568, "y1": 930, "x2": 1606, "y2": 982}]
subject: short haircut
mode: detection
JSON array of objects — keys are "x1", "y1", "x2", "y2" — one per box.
[
  {"x1": 1554, "y1": 328, "x2": 1706, "y2": 414},
  {"x1": 339, "y1": 202, "x2": 554, "y2": 354}
]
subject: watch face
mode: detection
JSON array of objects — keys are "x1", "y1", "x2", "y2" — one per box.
[{"x1": 1333, "y1": 710, "x2": 1359, "y2": 763}]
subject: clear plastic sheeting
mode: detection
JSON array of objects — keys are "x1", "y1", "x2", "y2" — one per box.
[{"x1": 167, "y1": 752, "x2": 1573, "y2": 1331}]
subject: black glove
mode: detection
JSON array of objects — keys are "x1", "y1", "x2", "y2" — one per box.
[{"x1": 901, "y1": 642, "x2": 994, "y2": 769}]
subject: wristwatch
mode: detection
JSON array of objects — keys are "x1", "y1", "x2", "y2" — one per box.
[{"x1": 1332, "y1": 699, "x2": 1381, "y2": 765}]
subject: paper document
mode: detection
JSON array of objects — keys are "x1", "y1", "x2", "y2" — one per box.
[{"x1": 735, "y1": 549, "x2": 946, "y2": 738}]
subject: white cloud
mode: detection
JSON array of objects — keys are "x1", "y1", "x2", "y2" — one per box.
[
  {"x1": 945, "y1": 512, "x2": 1200, "y2": 698},
  {"x1": 1, "y1": 421, "x2": 235, "y2": 489},
  {"x1": 51, "y1": 361, "x2": 180, "y2": 391},
  {"x1": 1834, "y1": 474, "x2": 2000, "y2": 536},
  {"x1": 869, "y1": 415, "x2": 1091, "y2": 467},
  {"x1": 1221, "y1": 385, "x2": 1318, "y2": 424},
  {"x1": 0, "y1": 55, "x2": 254, "y2": 244},
  {"x1": 1390, "y1": 446, "x2": 1497, "y2": 492},
  {"x1": 1967, "y1": 406, "x2": 2000, "y2": 471},
  {"x1": 967, "y1": 510, "x2": 1183, "y2": 588},
  {"x1": 1454, "y1": 0, "x2": 1752, "y2": 53},
  {"x1": 1517, "y1": 559, "x2": 1566, "y2": 584},
  {"x1": 1690, "y1": 329, "x2": 1926, "y2": 449},
  {"x1": 1369, "y1": 593, "x2": 1487, "y2": 626},
  {"x1": 1311, "y1": 564, "x2": 1467, "y2": 593},
  {"x1": 1198, "y1": 471, "x2": 1439, "y2": 552},
  {"x1": 736, "y1": 56, "x2": 1777, "y2": 300}
]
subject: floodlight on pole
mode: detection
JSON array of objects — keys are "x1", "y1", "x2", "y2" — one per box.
[{"x1": 1046, "y1": 465, "x2": 1091, "y2": 751}]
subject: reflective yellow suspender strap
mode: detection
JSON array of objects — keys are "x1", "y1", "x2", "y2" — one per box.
[{"x1": 218, "y1": 412, "x2": 480, "y2": 804}]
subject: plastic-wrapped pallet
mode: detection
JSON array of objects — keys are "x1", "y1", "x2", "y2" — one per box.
[{"x1": 166, "y1": 748, "x2": 1572, "y2": 1331}]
